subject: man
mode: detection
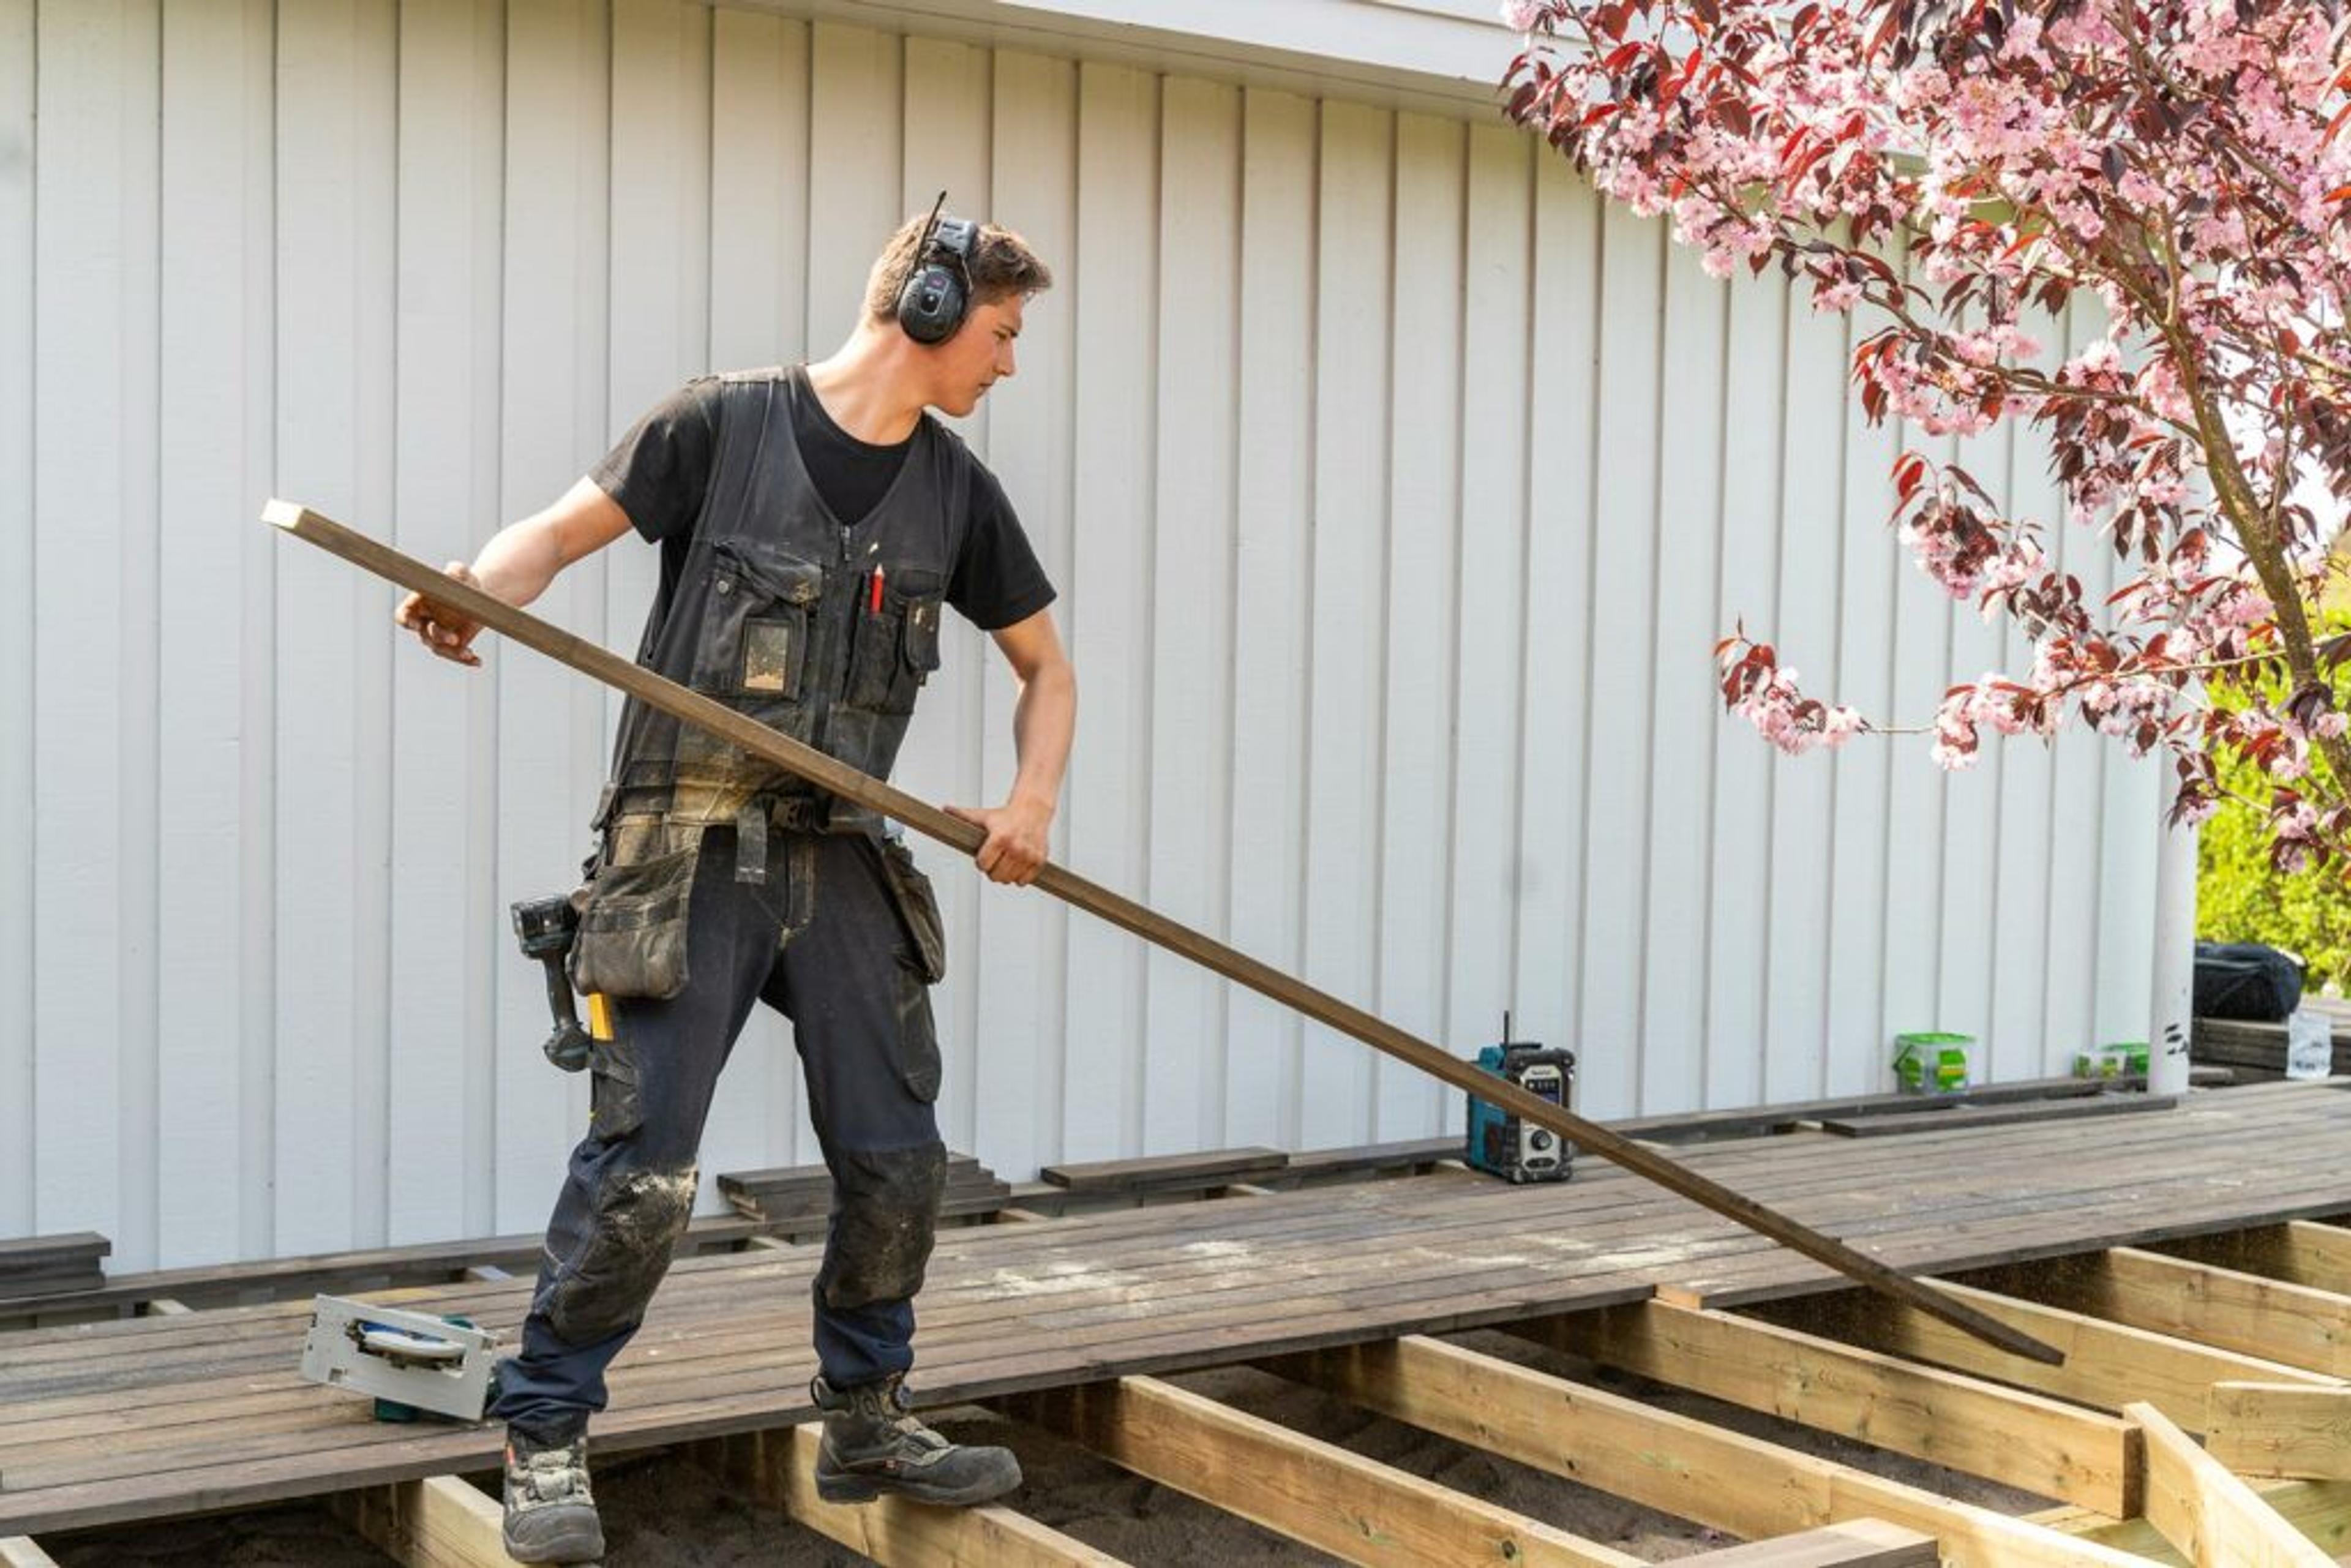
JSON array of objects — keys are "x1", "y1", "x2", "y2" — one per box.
[{"x1": 396, "y1": 210, "x2": 1073, "y2": 1565}]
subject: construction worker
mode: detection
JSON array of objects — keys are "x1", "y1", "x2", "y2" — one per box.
[{"x1": 396, "y1": 209, "x2": 1071, "y2": 1565}]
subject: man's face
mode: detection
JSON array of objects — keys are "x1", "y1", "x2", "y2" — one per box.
[{"x1": 931, "y1": 295, "x2": 1023, "y2": 417}]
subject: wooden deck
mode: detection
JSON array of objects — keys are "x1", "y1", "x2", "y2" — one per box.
[{"x1": 4, "y1": 1078, "x2": 2349, "y2": 1538}]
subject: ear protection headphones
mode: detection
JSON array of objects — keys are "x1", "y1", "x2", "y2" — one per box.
[{"x1": 896, "y1": 192, "x2": 980, "y2": 346}]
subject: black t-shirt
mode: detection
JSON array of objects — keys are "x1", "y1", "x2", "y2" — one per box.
[{"x1": 590, "y1": 369, "x2": 1057, "y2": 632}]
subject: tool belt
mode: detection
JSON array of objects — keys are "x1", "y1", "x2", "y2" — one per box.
[{"x1": 564, "y1": 787, "x2": 945, "y2": 1000}]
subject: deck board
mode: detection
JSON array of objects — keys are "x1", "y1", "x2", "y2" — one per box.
[{"x1": 4, "y1": 1082, "x2": 2349, "y2": 1534}]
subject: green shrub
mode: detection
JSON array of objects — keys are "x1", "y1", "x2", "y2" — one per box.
[
  {"x1": 2195, "y1": 604, "x2": 2351, "y2": 996},
  {"x1": 2199, "y1": 777, "x2": 2351, "y2": 994}
]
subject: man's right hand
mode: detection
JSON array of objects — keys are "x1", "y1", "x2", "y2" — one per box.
[{"x1": 395, "y1": 561, "x2": 489, "y2": 667}]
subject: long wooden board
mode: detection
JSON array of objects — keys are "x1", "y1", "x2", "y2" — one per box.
[{"x1": 263, "y1": 500, "x2": 2061, "y2": 1367}]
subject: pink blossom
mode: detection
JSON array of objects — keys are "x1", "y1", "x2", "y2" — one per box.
[{"x1": 1503, "y1": 0, "x2": 2351, "y2": 871}]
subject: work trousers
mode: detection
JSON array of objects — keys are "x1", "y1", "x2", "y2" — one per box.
[{"x1": 489, "y1": 825, "x2": 948, "y2": 1443}]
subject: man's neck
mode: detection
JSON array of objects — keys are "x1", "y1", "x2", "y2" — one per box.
[{"x1": 805, "y1": 325, "x2": 929, "y2": 446}]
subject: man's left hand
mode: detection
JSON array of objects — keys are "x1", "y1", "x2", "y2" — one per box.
[{"x1": 945, "y1": 795, "x2": 1054, "y2": 885}]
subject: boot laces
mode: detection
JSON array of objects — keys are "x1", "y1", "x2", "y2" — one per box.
[{"x1": 511, "y1": 1439, "x2": 591, "y2": 1506}]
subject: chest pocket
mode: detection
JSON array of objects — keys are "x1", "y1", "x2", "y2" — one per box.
[
  {"x1": 845, "y1": 567, "x2": 945, "y2": 715},
  {"x1": 692, "y1": 539, "x2": 824, "y2": 703}
]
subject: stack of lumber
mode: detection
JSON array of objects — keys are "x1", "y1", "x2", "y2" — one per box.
[
  {"x1": 0, "y1": 1232, "x2": 110, "y2": 1300},
  {"x1": 718, "y1": 1153, "x2": 1011, "y2": 1228},
  {"x1": 1039, "y1": 1146, "x2": 1288, "y2": 1197},
  {"x1": 2194, "y1": 996, "x2": 2351, "y2": 1078}
]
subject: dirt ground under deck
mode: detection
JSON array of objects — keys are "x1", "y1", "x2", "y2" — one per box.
[{"x1": 37, "y1": 1328, "x2": 2042, "y2": 1566}]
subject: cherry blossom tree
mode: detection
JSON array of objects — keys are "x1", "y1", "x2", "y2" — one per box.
[{"x1": 1502, "y1": 0, "x2": 2351, "y2": 872}]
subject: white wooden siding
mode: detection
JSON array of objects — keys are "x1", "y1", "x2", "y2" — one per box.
[{"x1": 4, "y1": 0, "x2": 2163, "y2": 1269}]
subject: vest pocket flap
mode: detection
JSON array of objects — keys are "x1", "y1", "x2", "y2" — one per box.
[
  {"x1": 568, "y1": 844, "x2": 699, "y2": 1000},
  {"x1": 713, "y1": 540, "x2": 823, "y2": 605}
]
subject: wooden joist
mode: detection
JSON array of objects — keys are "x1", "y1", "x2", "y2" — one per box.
[
  {"x1": 2161, "y1": 1221, "x2": 2351, "y2": 1297},
  {"x1": 2204, "y1": 1382, "x2": 2351, "y2": 1480},
  {"x1": 1675, "y1": 1519, "x2": 1938, "y2": 1566},
  {"x1": 1528, "y1": 1299, "x2": 2140, "y2": 1514},
  {"x1": 2035, "y1": 1480, "x2": 2351, "y2": 1560},
  {"x1": 1003, "y1": 1374, "x2": 1641, "y2": 1568},
  {"x1": 686, "y1": 1424, "x2": 1120, "y2": 1567},
  {"x1": 1757, "y1": 1278, "x2": 2341, "y2": 1430},
  {"x1": 1995, "y1": 1248, "x2": 2351, "y2": 1379},
  {"x1": 1261, "y1": 1334, "x2": 2142, "y2": 1567},
  {"x1": 2127, "y1": 1400, "x2": 2333, "y2": 1567},
  {"x1": 331, "y1": 1475, "x2": 511, "y2": 1568},
  {"x1": 0, "y1": 1540, "x2": 60, "y2": 1568}
]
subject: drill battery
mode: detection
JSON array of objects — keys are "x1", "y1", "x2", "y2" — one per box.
[{"x1": 1464, "y1": 1036, "x2": 1575, "y2": 1184}]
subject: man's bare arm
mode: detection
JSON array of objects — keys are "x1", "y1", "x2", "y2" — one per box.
[
  {"x1": 394, "y1": 478, "x2": 636, "y2": 666},
  {"x1": 948, "y1": 609, "x2": 1074, "y2": 885}
]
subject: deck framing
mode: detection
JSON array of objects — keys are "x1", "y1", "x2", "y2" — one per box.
[{"x1": 7, "y1": 1081, "x2": 2351, "y2": 1564}]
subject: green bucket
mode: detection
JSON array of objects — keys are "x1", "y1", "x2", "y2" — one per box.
[{"x1": 1892, "y1": 1032, "x2": 1975, "y2": 1093}]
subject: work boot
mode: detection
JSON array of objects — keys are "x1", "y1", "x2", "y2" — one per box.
[
  {"x1": 501, "y1": 1425, "x2": 606, "y2": 1564},
  {"x1": 811, "y1": 1372, "x2": 1023, "y2": 1506}
]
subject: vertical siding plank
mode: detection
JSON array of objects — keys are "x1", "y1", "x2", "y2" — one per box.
[
  {"x1": 1577, "y1": 201, "x2": 1665, "y2": 1118},
  {"x1": 0, "y1": 0, "x2": 32, "y2": 1236},
  {"x1": 1761, "y1": 290, "x2": 1848, "y2": 1100},
  {"x1": 709, "y1": 6, "x2": 811, "y2": 1167},
  {"x1": 975, "y1": 48, "x2": 1077, "y2": 1176},
  {"x1": 1142, "y1": 76, "x2": 1240, "y2": 1152},
  {"x1": 1639, "y1": 241, "x2": 1727, "y2": 1111},
  {"x1": 353, "y1": 0, "x2": 399, "y2": 1251},
  {"x1": 274, "y1": 0, "x2": 362, "y2": 1255},
  {"x1": 1937, "y1": 424, "x2": 2008, "y2": 1051},
  {"x1": 1988, "y1": 417, "x2": 2058, "y2": 1081},
  {"x1": 1515, "y1": 155, "x2": 1601, "y2": 1120},
  {"x1": 34, "y1": 0, "x2": 162, "y2": 1259},
  {"x1": 31, "y1": 0, "x2": 128, "y2": 1240},
  {"x1": 2085, "y1": 280, "x2": 2156, "y2": 1051},
  {"x1": 1880, "y1": 302, "x2": 1957, "y2": 1070},
  {"x1": 1447, "y1": 122, "x2": 1530, "y2": 1114},
  {"x1": 158, "y1": 0, "x2": 272, "y2": 1264},
  {"x1": 708, "y1": 9, "x2": 806, "y2": 371},
  {"x1": 807, "y1": 23, "x2": 902, "y2": 360},
  {"x1": 1823, "y1": 307, "x2": 1902, "y2": 1093},
  {"x1": 898, "y1": 32, "x2": 994, "y2": 1159},
  {"x1": 1373, "y1": 112, "x2": 1464, "y2": 1141},
  {"x1": 113, "y1": 1, "x2": 163, "y2": 1271},
  {"x1": 238, "y1": 0, "x2": 282, "y2": 1256},
  {"x1": 1062, "y1": 61, "x2": 1157, "y2": 1159},
  {"x1": 390, "y1": 0, "x2": 505, "y2": 1245},
  {"x1": 1224, "y1": 86, "x2": 1314, "y2": 1150},
  {"x1": 497, "y1": 0, "x2": 611, "y2": 1232},
  {"x1": 2041, "y1": 302, "x2": 2105, "y2": 1071},
  {"x1": 1299, "y1": 98, "x2": 1392, "y2": 1149},
  {"x1": 1704, "y1": 274, "x2": 1789, "y2": 1108}
]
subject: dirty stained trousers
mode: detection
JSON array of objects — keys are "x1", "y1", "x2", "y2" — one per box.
[{"x1": 489, "y1": 823, "x2": 947, "y2": 1442}]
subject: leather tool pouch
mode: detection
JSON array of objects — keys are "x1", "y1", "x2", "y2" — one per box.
[
  {"x1": 568, "y1": 825, "x2": 700, "y2": 1001},
  {"x1": 874, "y1": 835, "x2": 948, "y2": 986}
]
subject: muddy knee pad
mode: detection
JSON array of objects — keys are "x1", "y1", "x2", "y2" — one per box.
[
  {"x1": 542, "y1": 1163, "x2": 700, "y2": 1345},
  {"x1": 816, "y1": 1142, "x2": 948, "y2": 1311}
]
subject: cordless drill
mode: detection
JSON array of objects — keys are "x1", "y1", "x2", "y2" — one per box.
[{"x1": 511, "y1": 896, "x2": 593, "y2": 1073}]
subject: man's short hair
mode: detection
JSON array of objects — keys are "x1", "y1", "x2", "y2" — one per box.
[{"x1": 864, "y1": 212, "x2": 1053, "y2": 328}]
